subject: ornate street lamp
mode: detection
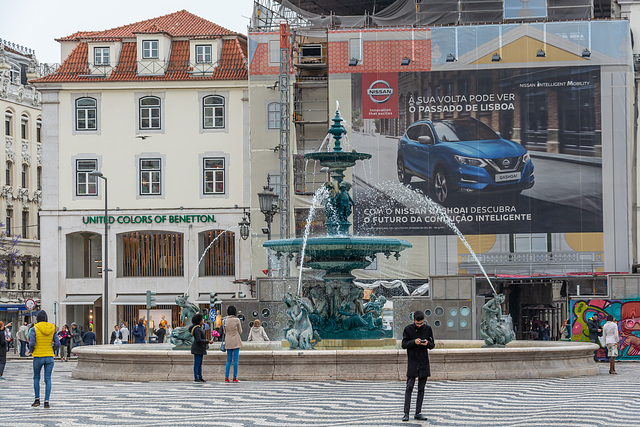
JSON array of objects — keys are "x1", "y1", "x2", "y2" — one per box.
[
  {"x1": 257, "y1": 176, "x2": 279, "y2": 241},
  {"x1": 238, "y1": 209, "x2": 250, "y2": 241}
]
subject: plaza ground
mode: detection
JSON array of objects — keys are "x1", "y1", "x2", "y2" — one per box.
[{"x1": 1, "y1": 357, "x2": 639, "y2": 426}]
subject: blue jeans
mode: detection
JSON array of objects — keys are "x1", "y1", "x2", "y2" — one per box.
[
  {"x1": 225, "y1": 348, "x2": 239, "y2": 379},
  {"x1": 193, "y1": 354, "x2": 203, "y2": 380},
  {"x1": 20, "y1": 340, "x2": 27, "y2": 357},
  {"x1": 33, "y1": 357, "x2": 54, "y2": 401}
]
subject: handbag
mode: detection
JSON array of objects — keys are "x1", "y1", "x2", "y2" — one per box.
[{"x1": 220, "y1": 319, "x2": 226, "y2": 352}]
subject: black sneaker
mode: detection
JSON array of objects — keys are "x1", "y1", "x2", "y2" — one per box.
[
  {"x1": 31, "y1": 399, "x2": 40, "y2": 407},
  {"x1": 44, "y1": 402, "x2": 50, "y2": 409},
  {"x1": 199, "y1": 378, "x2": 206, "y2": 383}
]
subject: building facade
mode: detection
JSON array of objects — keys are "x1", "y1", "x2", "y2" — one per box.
[
  {"x1": 34, "y1": 10, "x2": 250, "y2": 342},
  {"x1": 0, "y1": 39, "x2": 42, "y2": 328}
]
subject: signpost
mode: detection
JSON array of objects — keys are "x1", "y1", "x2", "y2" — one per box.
[
  {"x1": 51, "y1": 301, "x2": 59, "y2": 329},
  {"x1": 146, "y1": 290, "x2": 156, "y2": 342}
]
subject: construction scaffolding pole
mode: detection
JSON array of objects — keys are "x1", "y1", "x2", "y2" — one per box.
[{"x1": 279, "y1": 22, "x2": 291, "y2": 277}]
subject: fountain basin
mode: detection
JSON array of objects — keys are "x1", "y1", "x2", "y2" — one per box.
[{"x1": 72, "y1": 341, "x2": 599, "y2": 382}]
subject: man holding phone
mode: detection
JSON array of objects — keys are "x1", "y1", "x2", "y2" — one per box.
[{"x1": 401, "y1": 310, "x2": 434, "y2": 422}]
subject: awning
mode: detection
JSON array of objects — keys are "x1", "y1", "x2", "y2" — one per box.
[
  {"x1": 111, "y1": 294, "x2": 182, "y2": 305},
  {"x1": 60, "y1": 295, "x2": 101, "y2": 305}
]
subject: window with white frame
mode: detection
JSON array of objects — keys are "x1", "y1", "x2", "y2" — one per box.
[
  {"x1": 140, "y1": 158, "x2": 161, "y2": 195},
  {"x1": 10, "y1": 62, "x2": 20, "y2": 84},
  {"x1": 348, "y1": 38, "x2": 362, "y2": 62},
  {"x1": 5, "y1": 111, "x2": 13, "y2": 136},
  {"x1": 203, "y1": 158, "x2": 225, "y2": 194},
  {"x1": 76, "y1": 98, "x2": 97, "y2": 131},
  {"x1": 142, "y1": 40, "x2": 159, "y2": 59},
  {"x1": 196, "y1": 45, "x2": 212, "y2": 63},
  {"x1": 267, "y1": 102, "x2": 280, "y2": 129},
  {"x1": 513, "y1": 233, "x2": 548, "y2": 253},
  {"x1": 268, "y1": 40, "x2": 280, "y2": 64},
  {"x1": 36, "y1": 119, "x2": 41, "y2": 142},
  {"x1": 76, "y1": 159, "x2": 98, "y2": 196},
  {"x1": 203, "y1": 95, "x2": 224, "y2": 129},
  {"x1": 94, "y1": 47, "x2": 110, "y2": 65},
  {"x1": 21, "y1": 114, "x2": 28, "y2": 140},
  {"x1": 139, "y1": 96, "x2": 161, "y2": 129}
]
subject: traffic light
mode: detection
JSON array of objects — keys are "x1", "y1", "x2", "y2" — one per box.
[
  {"x1": 210, "y1": 292, "x2": 218, "y2": 306},
  {"x1": 146, "y1": 290, "x2": 157, "y2": 308}
]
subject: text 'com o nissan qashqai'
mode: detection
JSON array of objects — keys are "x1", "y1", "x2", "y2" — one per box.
[{"x1": 397, "y1": 118, "x2": 534, "y2": 204}]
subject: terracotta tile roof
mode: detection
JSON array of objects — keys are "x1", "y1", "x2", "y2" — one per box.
[
  {"x1": 56, "y1": 10, "x2": 236, "y2": 41},
  {"x1": 33, "y1": 39, "x2": 247, "y2": 83}
]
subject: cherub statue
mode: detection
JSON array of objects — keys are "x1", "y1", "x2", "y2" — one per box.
[
  {"x1": 480, "y1": 293, "x2": 515, "y2": 347},
  {"x1": 334, "y1": 181, "x2": 354, "y2": 223},
  {"x1": 170, "y1": 294, "x2": 200, "y2": 348}
]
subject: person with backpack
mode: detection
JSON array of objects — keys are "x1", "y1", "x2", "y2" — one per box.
[{"x1": 133, "y1": 318, "x2": 146, "y2": 343}]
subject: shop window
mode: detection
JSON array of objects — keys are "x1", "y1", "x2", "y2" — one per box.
[
  {"x1": 199, "y1": 230, "x2": 235, "y2": 276},
  {"x1": 121, "y1": 232, "x2": 184, "y2": 277},
  {"x1": 66, "y1": 232, "x2": 102, "y2": 278}
]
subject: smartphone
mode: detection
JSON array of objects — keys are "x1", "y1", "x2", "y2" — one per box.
[{"x1": 420, "y1": 339, "x2": 427, "y2": 343}]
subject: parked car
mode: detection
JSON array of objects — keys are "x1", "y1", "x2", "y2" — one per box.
[{"x1": 397, "y1": 117, "x2": 534, "y2": 204}]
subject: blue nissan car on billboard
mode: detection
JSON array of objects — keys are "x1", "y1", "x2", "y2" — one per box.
[{"x1": 397, "y1": 118, "x2": 534, "y2": 204}]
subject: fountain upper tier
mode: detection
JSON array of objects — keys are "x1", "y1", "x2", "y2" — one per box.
[{"x1": 263, "y1": 106, "x2": 411, "y2": 280}]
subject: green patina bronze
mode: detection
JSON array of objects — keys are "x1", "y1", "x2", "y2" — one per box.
[
  {"x1": 480, "y1": 293, "x2": 515, "y2": 347},
  {"x1": 264, "y1": 106, "x2": 412, "y2": 344}
]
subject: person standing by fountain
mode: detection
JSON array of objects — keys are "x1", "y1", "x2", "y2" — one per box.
[
  {"x1": 587, "y1": 314, "x2": 602, "y2": 361},
  {"x1": 247, "y1": 320, "x2": 270, "y2": 342},
  {"x1": 401, "y1": 311, "x2": 433, "y2": 422},
  {"x1": 602, "y1": 315, "x2": 619, "y2": 374},
  {"x1": 133, "y1": 318, "x2": 146, "y2": 344},
  {"x1": 189, "y1": 314, "x2": 210, "y2": 383},
  {"x1": 223, "y1": 306, "x2": 242, "y2": 382}
]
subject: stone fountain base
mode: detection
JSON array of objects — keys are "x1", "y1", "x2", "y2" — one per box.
[{"x1": 72, "y1": 341, "x2": 599, "y2": 382}]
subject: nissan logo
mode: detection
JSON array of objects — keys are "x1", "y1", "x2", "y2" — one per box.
[
  {"x1": 367, "y1": 80, "x2": 394, "y2": 104},
  {"x1": 502, "y1": 159, "x2": 511, "y2": 168}
]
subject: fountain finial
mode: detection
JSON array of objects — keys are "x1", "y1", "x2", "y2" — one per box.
[{"x1": 328, "y1": 107, "x2": 346, "y2": 152}]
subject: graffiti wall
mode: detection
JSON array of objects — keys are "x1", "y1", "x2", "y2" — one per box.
[{"x1": 570, "y1": 299, "x2": 640, "y2": 360}]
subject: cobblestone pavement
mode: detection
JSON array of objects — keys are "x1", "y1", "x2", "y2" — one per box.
[{"x1": 1, "y1": 359, "x2": 639, "y2": 427}]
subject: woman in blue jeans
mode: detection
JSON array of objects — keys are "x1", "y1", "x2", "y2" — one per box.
[
  {"x1": 189, "y1": 313, "x2": 210, "y2": 383},
  {"x1": 29, "y1": 311, "x2": 60, "y2": 408},
  {"x1": 223, "y1": 305, "x2": 243, "y2": 382}
]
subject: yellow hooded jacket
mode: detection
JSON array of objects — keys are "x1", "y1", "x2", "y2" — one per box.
[{"x1": 32, "y1": 322, "x2": 56, "y2": 358}]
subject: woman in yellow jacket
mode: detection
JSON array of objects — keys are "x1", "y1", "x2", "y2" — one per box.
[{"x1": 28, "y1": 311, "x2": 60, "y2": 408}]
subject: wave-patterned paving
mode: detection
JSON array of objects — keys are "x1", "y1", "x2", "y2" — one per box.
[{"x1": 1, "y1": 361, "x2": 639, "y2": 427}]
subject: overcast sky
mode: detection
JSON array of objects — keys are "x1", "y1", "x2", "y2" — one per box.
[{"x1": 1, "y1": 0, "x2": 254, "y2": 64}]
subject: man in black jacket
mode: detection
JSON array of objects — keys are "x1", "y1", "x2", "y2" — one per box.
[
  {"x1": 401, "y1": 310, "x2": 434, "y2": 422},
  {"x1": 587, "y1": 314, "x2": 602, "y2": 361}
]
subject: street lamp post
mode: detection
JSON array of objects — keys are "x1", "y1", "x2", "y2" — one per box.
[
  {"x1": 257, "y1": 177, "x2": 279, "y2": 276},
  {"x1": 89, "y1": 170, "x2": 108, "y2": 345}
]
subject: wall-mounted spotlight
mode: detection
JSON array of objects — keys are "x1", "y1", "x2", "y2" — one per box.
[
  {"x1": 348, "y1": 58, "x2": 359, "y2": 66},
  {"x1": 445, "y1": 53, "x2": 456, "y2": 63},
  {"x1": 536, "y1": 49, "x2": 546, "y2": 58},
  {"x1": 582, "y1": 48, "x2": 591, "y2": 58},
  {"x1": 266, "y1": 81, "x2": 279, "y2": 90},
  {"x1": 401, "y1": 57, "x2": 411, "y2": 66},
  {"x1": 491, "y1": 53, "x2": 501, "y2": 62}
]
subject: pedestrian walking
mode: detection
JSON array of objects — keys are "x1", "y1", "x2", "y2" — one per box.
[
  {"x1": 539, "y1": 321, "x2": 551, "y2": 341},
  {"x1": 602, "y1": 314, "x2": 620, "y2": 374},
  {"x1": 154, "y1": 325, "x2": 166, "y2": 344},
  {"x1": 189, "y1": 314, "x2": 210, "y2": 383},
  {"x1": 560, "y1": 319, "x2": 571, "y2": 340},
  {"x1": 223, "y1": 305, "x2": 242, "y2": 383},
  {"x1": 133, "y1": 318, "x2": 146, "y2": 343},
  {"x1": 17, "y1": 321, "x2": 29, "y2": 357},
  {"x1": 247, "y1": 319, "x2": 270, "y2": 342},
  {"x1": 110, "y1": 325, "x2": 122, "y2": 344},
  {"x1": 58, "y1": 326, "x2": 69, "y2": 361},
  {"x1": 82, "y1": 328, "x2": 96, "y2": 346},
  {"x1": 401, "y1": 310, "x2": 433, "y2": 422},
  {"x1": 29, "y1": 311, "x2": 60, "y2": 408},
  {"x1": 120, "y1": 323, "x2": 129, "y2": 344},
  {"x1": 587, "y1": 314, "x2": 602, "y2": 360},
  {"x1": 0, "y1": 321, "x2": 10, "y2": 380}
]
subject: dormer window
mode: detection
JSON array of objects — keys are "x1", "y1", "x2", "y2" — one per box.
[
  {"x1": 142, "y1": 40, "x2": 159, "y2": 59},
  {"x1": 196, "y1": 45, "x2": 212, "y2": 64},
  {"x1": 10, "y1": 62, "x2": 20, "y2": 84},
  {"x1": 94, "y1": 47, "x2": 110, "y2": 65}
]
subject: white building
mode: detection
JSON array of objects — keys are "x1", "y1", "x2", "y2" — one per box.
[
  {"x1": 0, "y1": 39, "x2": 42, "y2": 328},
  {"x1": 33, "y1": 10, "x2": 250, "y2": 342}
]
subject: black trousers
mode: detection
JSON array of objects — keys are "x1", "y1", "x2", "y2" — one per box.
[
  {"x1": 0, "y1": 353, "x2": 6, "y2": 376},
  {"x1": 404, "y1": 376, "x2": 428, "y2": 414}
]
